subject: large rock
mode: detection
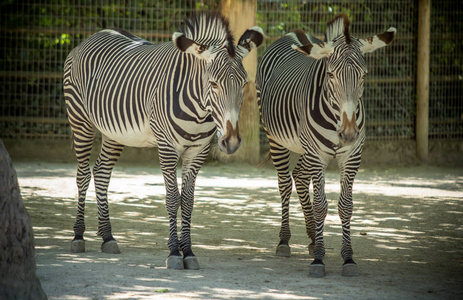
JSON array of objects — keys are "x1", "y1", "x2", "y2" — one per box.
[{"x1": 0, "y1": 139, "x2": 47, "y2": 299}]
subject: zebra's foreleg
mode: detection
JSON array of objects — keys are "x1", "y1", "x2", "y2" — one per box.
[
  {"x1": 93, "y1": 137, "x2": 124, "y2": 254},
  {"x1": 338, "y1": 158, "x2": 361, "y2": 276},
  {"x1": 158, "y1": 144, "x2": 182, "y2": 269},
  {"x1": 307, "y1": 156, "x2": 329, "y2": 277},
  {"x1": 178, "y1": 144, "x2": 210, "y2": 270},
  {"x1": 293, "y1": 156, "x2": 315, "y2": 256},
  {"x1": 268, "y1": 139, "x2": 292, "y2": 257}
]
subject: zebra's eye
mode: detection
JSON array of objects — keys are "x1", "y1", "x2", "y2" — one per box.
[
  {"x1": 199, "y1": 45, "x2": 208, "y2": 52},
  {"x1": 327, "y1": 72, "x2": 335, "y2": 79},
  {"x1": 210, "y1": 81, "x2": 218, "y2": 89}
]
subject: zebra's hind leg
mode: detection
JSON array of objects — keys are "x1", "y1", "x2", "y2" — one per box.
[
  {"x1": 69, "y1": 119, "x2": 96, "y2": 253},
  {"x1": 268, "y1": 139, "x2": 292, "y2": 257},
  {"x1": 93, "y1": 136, "x2": 124, "y2": 254},
  {"x1": 178, "y1": 144, "x2": 211, "y2": 270},
  {"x1": 338, "y1": 159, "x2": 361, "y2": 276},
  {"x1": 293, "y1": 156, "x2": 316, "y2": 257}
]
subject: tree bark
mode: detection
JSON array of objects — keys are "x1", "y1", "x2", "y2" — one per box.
[
  {"x1": 0, "y1": 139, "x2": 47, "y2": 299},
  {"x1": 416, "y1": 0, "x2": 430, "y2": 162},
  {"x1": 220, "y1": 0, "x2": 260, "y2": 164}
]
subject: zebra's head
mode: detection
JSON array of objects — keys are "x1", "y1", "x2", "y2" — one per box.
[
  {"x1": 291, "y1": 14, "x2": 396, "y2": 146},
  {"x1": 173, "y1": 12, "x2": 264, "y2": 154}
]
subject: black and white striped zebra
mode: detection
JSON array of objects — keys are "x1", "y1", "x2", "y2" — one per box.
[
  {"x1": 64, "y1": 12, "x2": 263, "y2": 269},
  {"x1": 256, "y1": 14, "x2": 395, "y2": 277}
]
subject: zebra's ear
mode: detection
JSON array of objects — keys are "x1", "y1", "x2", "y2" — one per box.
[
  {"x1": 289, "y1": 29, "x2": 333, "y2": 60},
  {"x1": 237, "y1": 26, "x2": 264, "y2": 59},
  {"x1": 291, "y1": 42, "x2": 334, "y2": 60},
  {"x1": 172, "y1": 32, "x2": 215, "y2": 61},
  {"x1": 359, "y1": 27, "x2": 396, "y2": 54}
]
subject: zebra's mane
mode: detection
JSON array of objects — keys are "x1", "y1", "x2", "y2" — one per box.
[
  {"x1": 179, "y1": 12, "x2": 235, "y2": 58},
  {"x1": 325, "y1": 13, "x2": 351, "y2": 44}
]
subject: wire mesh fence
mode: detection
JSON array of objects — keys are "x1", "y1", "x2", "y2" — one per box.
[
  {"x1": 429, "y1": 1, "x2": 463, "y2": 139},
  {"x1": 0, "y1": 0, "x2": 461, "y2": 143},
  {"x1": 0, "y1": 0, "x2": 218, "y2": 140}
]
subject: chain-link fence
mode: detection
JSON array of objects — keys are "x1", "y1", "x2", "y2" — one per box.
[{"x1": 1, "y1": 0, "x2": 462, "y2": 143}]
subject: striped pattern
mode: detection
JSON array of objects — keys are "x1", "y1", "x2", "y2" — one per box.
[
  {"x1": 179, "y1": 12, "x2": 235, "y2": 54},
  {"x1": 64, "y1": 13, "x2": 262, "y2": 265},
  {"x1": 257, "y1": 14, "x2": 393, "y2": 274}
]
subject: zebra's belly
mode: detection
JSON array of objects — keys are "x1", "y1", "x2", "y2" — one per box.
[
  {"x1": 97, "y1": 123, "x2": 158, "y2": 148},
  {"x1": 272, "y1": 135, "x2": 305, "y2": 154},
  {"x1": 287, "y1": 143, "x2": 304, "y2": 154}
]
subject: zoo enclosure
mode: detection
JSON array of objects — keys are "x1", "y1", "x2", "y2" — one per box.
[{"x1": 0, "y1": 1, "x2": 461, "y2": 155}]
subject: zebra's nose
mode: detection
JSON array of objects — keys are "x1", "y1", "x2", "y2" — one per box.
[
  {"x1": 338, "y1": 130, "x2": 359, "y2": 144},
  {"x1": 338, "y1": 111, "x2": 360, "y2": 145},
  {"x1": 219, "y1": 134, "x2": 241, "y2": 154},
  {"x1": 218, "y1": 121, "x2": 241, "y2": 154}
]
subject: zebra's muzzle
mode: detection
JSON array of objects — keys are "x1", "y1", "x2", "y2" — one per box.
[
  {"x1": 338, "y1": 111, "x2": 360, "y2": 145},
  {"x1": 218, "y1": 120, "x2": 241, "y2": 154}
]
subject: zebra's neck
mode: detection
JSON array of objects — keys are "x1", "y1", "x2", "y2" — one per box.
[
  {"x1": 305, "y1": 60, "x2": 339, "y2": 129},
  {"x1": 174, "y1": 52, "x2": 211, "y2": 121}
]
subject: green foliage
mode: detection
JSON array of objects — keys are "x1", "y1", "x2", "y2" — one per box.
[{"x1": 257, "y1": 1, "x2": 304, "y2": 36}]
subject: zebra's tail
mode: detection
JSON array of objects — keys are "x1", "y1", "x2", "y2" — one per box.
[
  {"x1": 257, "y1": 151, "x2": 272, "y2": 168},
  {"x1": 70, "y1": 131, "x2": 76, "y2": 154}
]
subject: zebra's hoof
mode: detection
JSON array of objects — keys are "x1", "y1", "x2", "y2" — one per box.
[
  {"x1": 309, "y1": 263, "x2": 325, "y2": 278},
  {"x1": 101, "y1": 240, "x2": 120, "y2": 254},
  {"x1": 166, "y1": 255, "x2": 184, "y2": 269},
  {"x1": 276, "y1": 244, "x2": 291, "y2": 257},
  {"x1": 71, "y1": 239, "x2": 85, "y2": 253},
  {"x1": 183, "y1": 256, "x2": 200, "y2": 270},
  {"x1": 308, "y1": 243, "x2": 315, "y2": 257},
  {"x1": 342, "y1": 262, "x2": 359, "y2": 277}
]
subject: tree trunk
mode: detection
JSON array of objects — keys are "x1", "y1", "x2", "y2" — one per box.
[
  {"x1": 0, "y1": 139, "x2": 47, "y2": 299},
  {"x1": 416, "y1": 0, "x2": 430, "y2": 162},
  {"x1": 220, "y1": 0, "x2": 260, "y2": 164}
]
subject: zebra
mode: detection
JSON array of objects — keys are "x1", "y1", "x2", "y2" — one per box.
[
  {"x1": 256, "y1": 14, "x2": 395, "y2": 277},
  {"x1": 63, "y1": 12, "x2": 264, "y2": 270}
]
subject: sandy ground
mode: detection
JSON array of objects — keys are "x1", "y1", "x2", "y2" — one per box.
[{"x1": 15, "y1": 161, "x2": 463, "y2": 299}]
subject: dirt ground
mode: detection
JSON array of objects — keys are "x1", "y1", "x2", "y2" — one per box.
[{"x1": 15, "y1": 161, "x2": 463, "y2": 299}]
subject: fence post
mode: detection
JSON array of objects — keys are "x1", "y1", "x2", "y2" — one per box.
[
  {"x1": 220, "y1": 0, "x2": 260, "y2": 164},
  {"x1": 416, "y1": 0, "x2": 431, "y2": 161}
]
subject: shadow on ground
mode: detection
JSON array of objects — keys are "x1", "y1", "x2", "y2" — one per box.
[{"x1": 16, "y1": 162, "x2": 463, "y2": 299}]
